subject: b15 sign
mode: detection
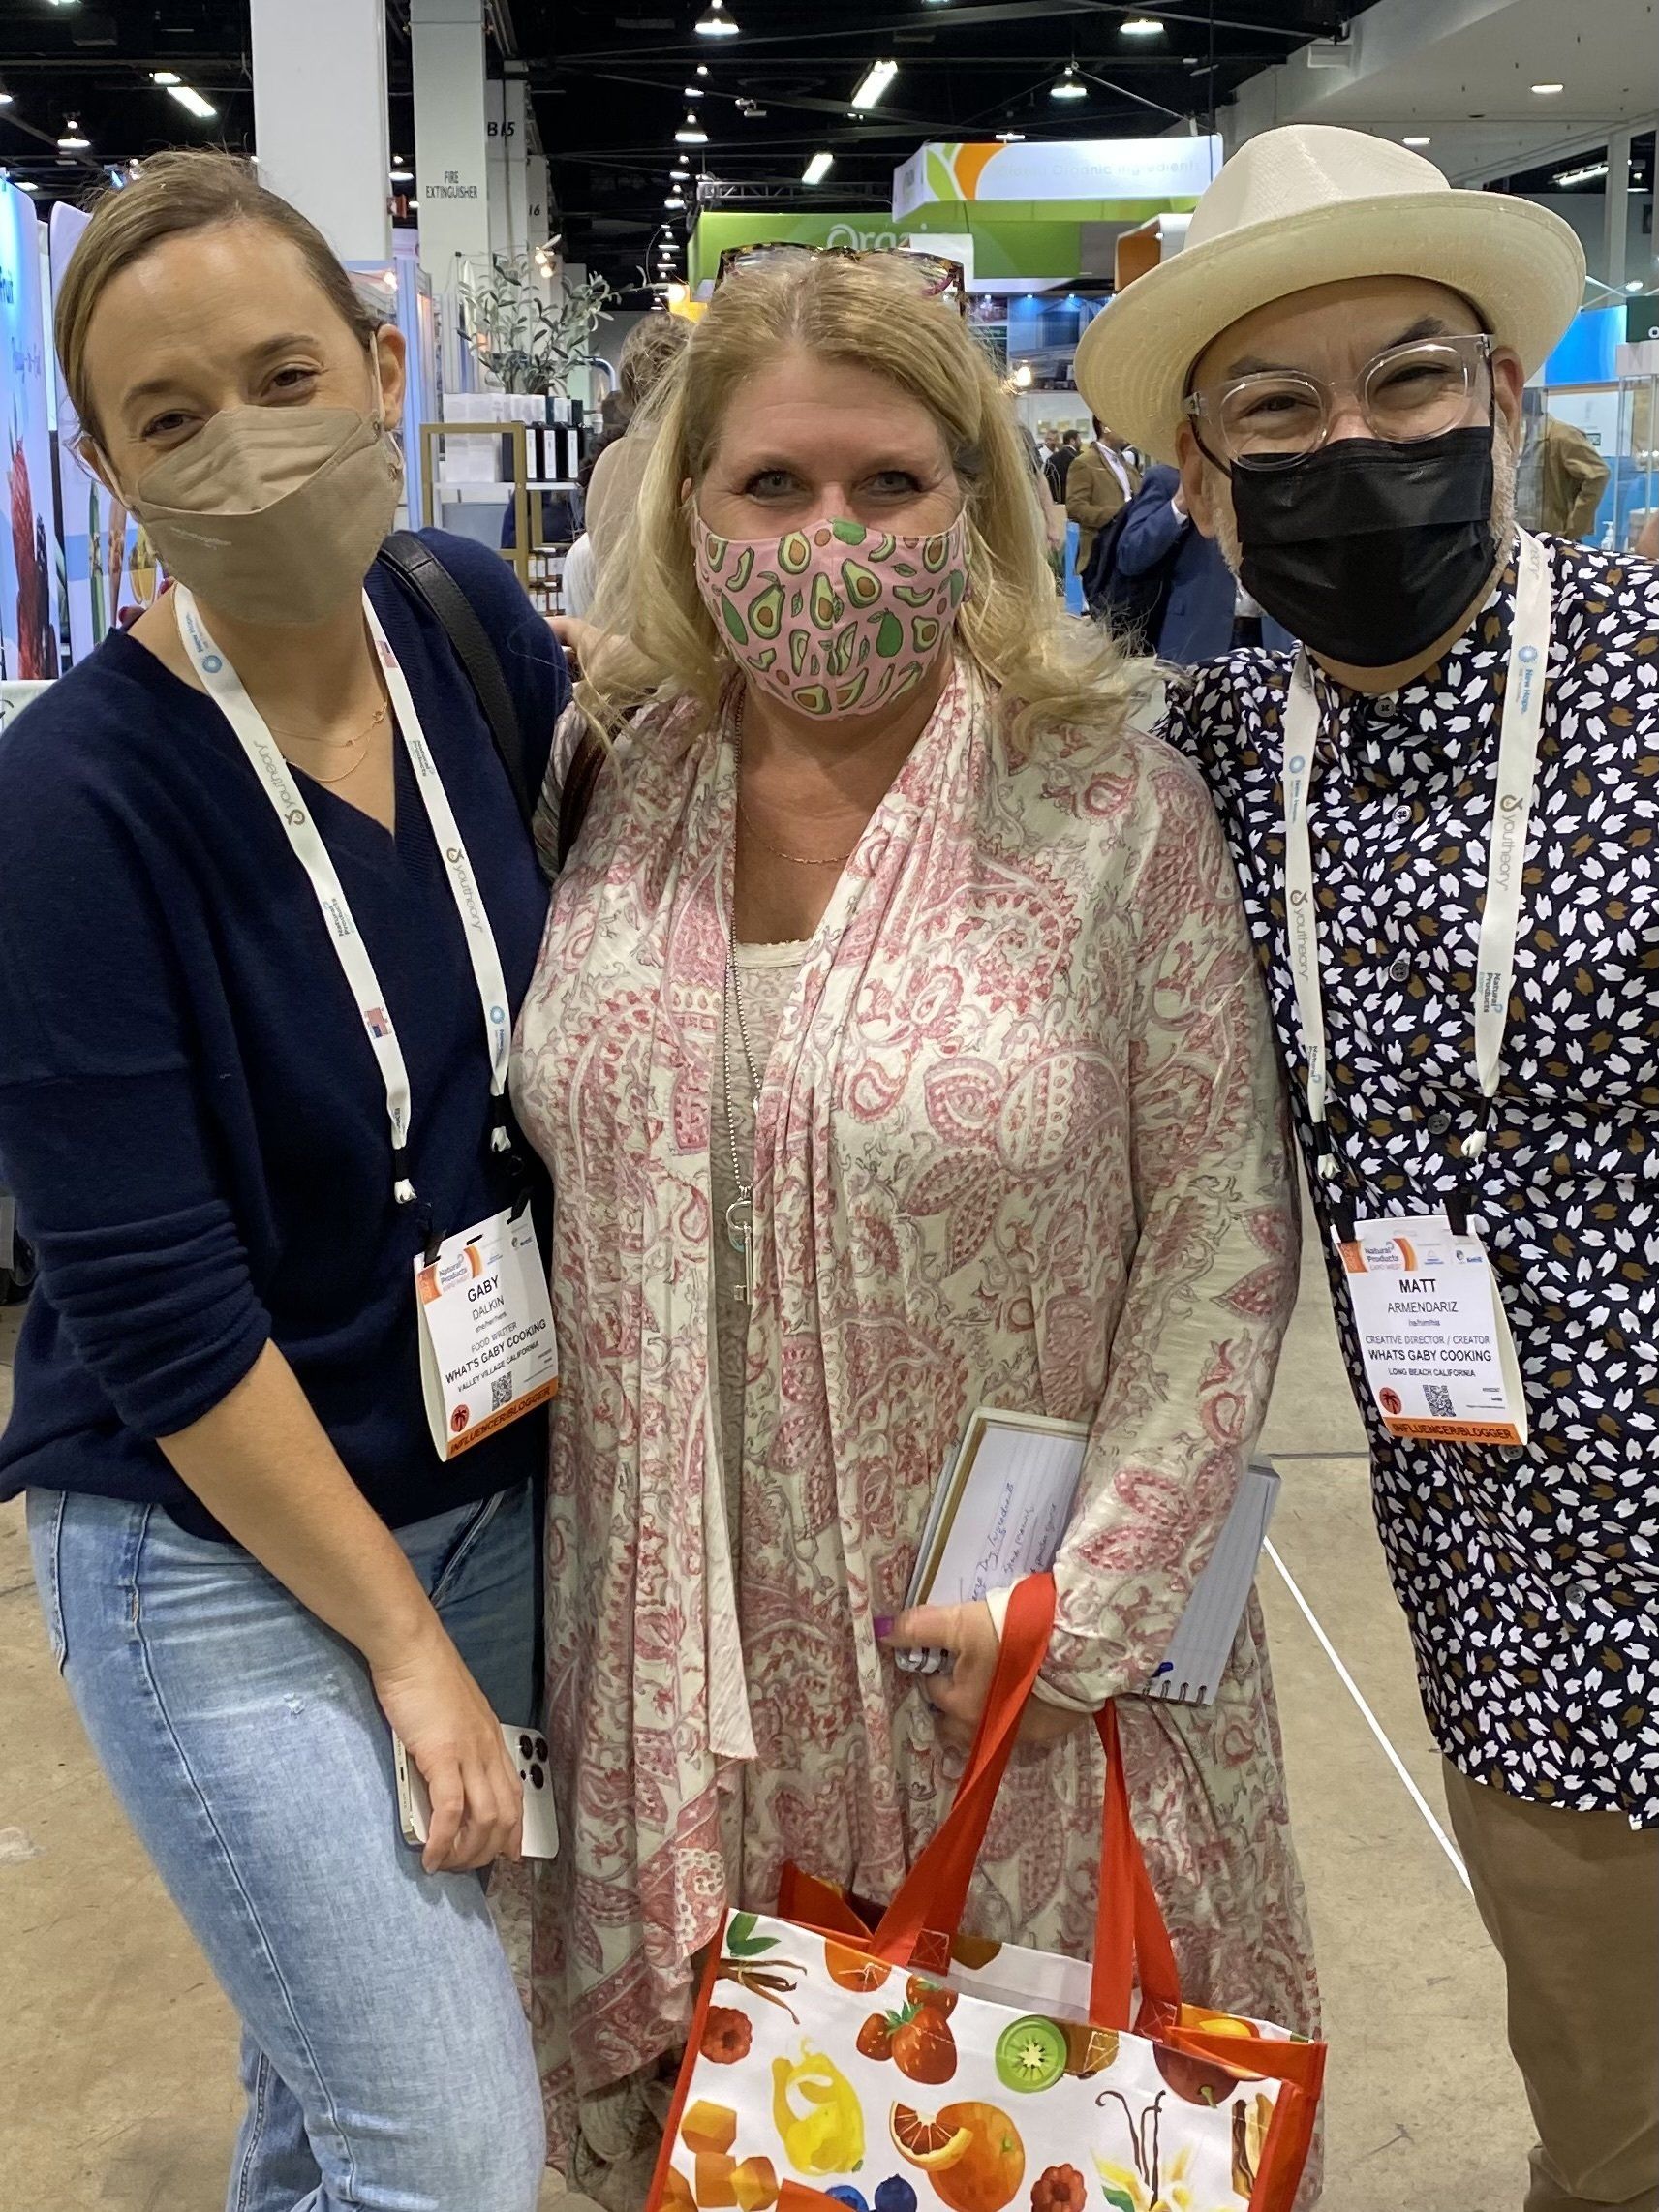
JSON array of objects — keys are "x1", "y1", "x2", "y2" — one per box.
[{"x1": 894, "y1": 136, "x2": 1221, "y2": 218}]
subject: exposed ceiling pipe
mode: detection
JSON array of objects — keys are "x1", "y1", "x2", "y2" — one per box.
[{"x1": 485, "y1": 0, "x2": 519, "y2": 59}]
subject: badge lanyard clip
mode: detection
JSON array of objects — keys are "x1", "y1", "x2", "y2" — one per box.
[{"x1": 1279, "y1": 532, "x2": 1554, "y2": 1240}]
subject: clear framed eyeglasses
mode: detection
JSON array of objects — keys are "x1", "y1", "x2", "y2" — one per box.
[{"x1": 1184, "y1": 331, "x2": 1496, "y2": 470}]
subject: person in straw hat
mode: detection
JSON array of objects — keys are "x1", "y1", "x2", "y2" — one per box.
[{"x1": 1078, "y1": 123, "x2": 1658, "y2": 2212}]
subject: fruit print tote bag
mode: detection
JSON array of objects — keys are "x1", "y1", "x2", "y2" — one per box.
[{"x1": 647, "y1": 1576, "x2": 1324, "y2": 2212}]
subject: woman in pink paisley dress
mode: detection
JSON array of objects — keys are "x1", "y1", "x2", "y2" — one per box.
[{"x1": 512, "y1": 250, "x2": 1319, "y2": 2202}]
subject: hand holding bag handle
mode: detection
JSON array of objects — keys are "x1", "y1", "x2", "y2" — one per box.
[{"x1": 871, "y1": 1573, "x2": 1181, "y2": 2031}]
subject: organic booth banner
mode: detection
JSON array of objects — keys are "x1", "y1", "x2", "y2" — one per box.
[
  {"x1": 687, "y1": 211, "x2": 918, "y2": 292},
  {"x1": 1, "y1": 176, "x2": 64, "y2": 681},
  {"x1": 684, "y1": 207, "x2": 1082, "y2": 295},
  {"x1": 894, "y1": 136, "x2": 1221, "y2": 219}
]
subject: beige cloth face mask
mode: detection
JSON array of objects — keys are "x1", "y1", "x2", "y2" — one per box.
[{"x1": 118, "y1": 367, "x2": 403, "y2": 628}]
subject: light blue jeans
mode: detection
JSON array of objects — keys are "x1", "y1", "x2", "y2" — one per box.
[{"x1": 28, "y1": 1479, "x2": 546, "y2": 2212}]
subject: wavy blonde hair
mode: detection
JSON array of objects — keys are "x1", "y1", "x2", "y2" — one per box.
[{"x1": 578, "y1": 256, "x2": 1143, "y2": 746}]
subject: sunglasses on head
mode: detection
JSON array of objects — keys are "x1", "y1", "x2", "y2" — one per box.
[{"x1": 715, "y1": 242, "x2": 968, "y2": 315}]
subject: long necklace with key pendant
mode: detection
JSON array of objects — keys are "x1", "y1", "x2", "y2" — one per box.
[{"x1": 722, "y1": 932, "x2": 762, "y2": 1306}]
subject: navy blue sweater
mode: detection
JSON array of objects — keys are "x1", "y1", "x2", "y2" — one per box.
[{"x1": 0, "y1": 532, "x2": 568, "y2": 1538}]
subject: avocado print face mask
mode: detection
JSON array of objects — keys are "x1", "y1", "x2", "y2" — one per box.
[{"x1": 691, "y1": 509, "x2": 969, "y2": 718}]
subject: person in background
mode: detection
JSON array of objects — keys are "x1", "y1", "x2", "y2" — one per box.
[
  {"x1": 0, "y1": 151, "x2": 568, "y2": 2212},
  {"x1": 1515, "y1": 386, "x2": 1611, "y2": 539},
  {"x1": 553, "y1": 395, "x2": 636, "y2": 610},
  {"x1": 583, "y1": 310, "x2": 691, "y2": 572},
  {"x1": 1064, "y1": 413, "x2": 1141, "y2": 573},
  {"x1": 577, "y1": 387, "x2": 631, "y2": 518},
  {"x1": 1636, "y1": 506, "x2": 1659, "y2": 562},
  {"x1": 514, "y1": 245, "x2": 1318, "y2": 2202},
  {"x1": 1109, "y1": 460, "x2": 1238, "y2": 662},
  {"x1": 1043, "y1": 422, "x2": 1081, "y2": 502},
  {"x1": 560, "y1": 528, "x2": 599, "y2": 619},
  {"x1": 1014, "y1": 408, "x2": 1068, "y2": 578},
  {"x1": 1080, "y1": 122, "x2": 1658, "y2": 2212}
]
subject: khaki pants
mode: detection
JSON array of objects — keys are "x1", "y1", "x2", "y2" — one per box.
[{"x1": 1441, "y1": 1762, "x2": 1659, "y2": 2212}]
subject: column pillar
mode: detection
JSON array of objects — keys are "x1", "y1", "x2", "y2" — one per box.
[
  {"x1": 485, "y1": 76, "x2": 510, "y2": 262},
  {"x1": 250, "y1": 0, "x2": 390, "y2": 265},
  {"x1": 527, "y1": 152, "x2": 553, "y2": 298},
  {"x1": 484, "y1": 66, "x2": 531, "y2": 263},
  {"x1": 504, "y1": 68, "x2": 532, "y2": 261},
  {"x1": 410, "y1": 0, "x2": 490, "y2": 292},
  {"x1": 1605, "y1": 127, "x2": 1632, "y2": 293},
  {"x1": 526, "y1": 153, "x2": 552, "y2": 253}
]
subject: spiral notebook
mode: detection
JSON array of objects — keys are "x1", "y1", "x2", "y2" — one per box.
[{"x1": 903, "y1": 1406, "x2": 1279, "y2": 1705}]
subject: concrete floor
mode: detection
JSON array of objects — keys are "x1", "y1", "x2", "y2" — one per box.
[{"x1": 0, "y1": 1224, "x2": 1535, "y2": 2209}]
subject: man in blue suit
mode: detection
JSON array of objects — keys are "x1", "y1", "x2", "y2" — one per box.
[{"x1": 1111, "y1": 462, "x2": 1238, "y2": 662}]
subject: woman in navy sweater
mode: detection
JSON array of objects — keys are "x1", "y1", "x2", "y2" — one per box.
[{"x1": 0, "y1": 155, "x2": 566, "y2": 2210}]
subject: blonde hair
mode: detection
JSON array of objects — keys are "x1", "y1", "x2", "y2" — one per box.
[
  {"x1": 617, "y1": 310, "x2": 691, "y2": 411},
  {"x1": 55, "y1": 149, "x2": 382, "y2": 448},
  {"x1": 579, "y1": 255, "x2": 1141, "y2": 747}
]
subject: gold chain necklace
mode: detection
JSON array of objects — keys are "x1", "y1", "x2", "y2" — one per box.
[
  {"x1": 736, "y1": 793, "x2": 858, "y2": 869},
  {"x1": 273, "y1": 699, "x2": 390, "y2": 787}
]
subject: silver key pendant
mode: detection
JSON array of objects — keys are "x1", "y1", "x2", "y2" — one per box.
[{"x1": 726, "y1": 1195, "x2": 756, "y2": 1306}]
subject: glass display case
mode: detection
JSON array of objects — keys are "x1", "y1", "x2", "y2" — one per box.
[{"x1": 1613, "y1": 341, "x2": 1658, "y2": 554}]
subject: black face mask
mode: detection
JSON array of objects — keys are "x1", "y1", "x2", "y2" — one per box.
[{"x1": 1231, "y1": 425, "x2": 1497, "y2": 667}]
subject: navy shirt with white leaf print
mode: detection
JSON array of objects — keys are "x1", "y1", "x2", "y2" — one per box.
[{"x1": 1164, "y1": 537, "x2": 1659, "y2": 1826}]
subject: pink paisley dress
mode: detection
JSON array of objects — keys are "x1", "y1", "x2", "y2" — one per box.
[{"x1": 511, "y1": 654, "x2": 1320, "y2": 2179}]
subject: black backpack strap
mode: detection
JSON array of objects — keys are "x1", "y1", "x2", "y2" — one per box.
[
  {"x1": 378, "y1": 530, "x2": 532, "y2": 830},
  {"x1": 557, "y1": 722, "x2": 608, "y2": 871}
]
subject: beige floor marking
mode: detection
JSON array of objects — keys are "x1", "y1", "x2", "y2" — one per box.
[{"x1": 1263, "y1": 1536, "x2": 1472, "y2": 1895}]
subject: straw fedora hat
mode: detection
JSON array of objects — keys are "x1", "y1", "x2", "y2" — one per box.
[{"x1": 1074, "y1": 124, "x2": 1585, "y2": 464}]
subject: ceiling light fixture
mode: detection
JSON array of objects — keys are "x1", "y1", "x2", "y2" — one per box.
[
  {"x1": 803, "y1": 150, "x2": 834, "y2": 185},
  {"x1": 1530, "y1": 81, "x2": 1564, "y2": 96},
  {"x1": 1402, "y1": 135, "x2": 1431, "y2": 147},
  {"x1": 18, "y1": 179, "x2": 40, "y2": 192},
  {"x1": 57, "y1": 118, "x2": 90, "y2": 149},
  {"x1": 996, "y1": 129, "x2": 1026, "y2": 141},
  {"x1": 1554, "y1": 159, "x2": 1608, "y2": 185},
  {"x1": 0, "y1": 80, "x2": 12, "y2": 108},
  {"x1": 1051, "y1": 63, "x2": 1088, "y2": 101},
  {"x1": 850, "y1": 59, "x2": 898, "y2": 111},
  {"x1": 695, "y1": 0, "x2": 739, "y2": 37},
  {"x1": 168, "y1": 85, "x2": 217, "y2": 121},
  {"x1": 390, "y1": 156, "x2": 415, "y2": 181},
  {"x1": 1121, "y1": 16, "x2": 1164, "y2": 34},
  {"x1": 684, "y1": 85, "x2": 704, "y2": 99},
  {"x1": 1627, "y1": 278, "x2": 1644, "y2": 292},
  {"x1": 150, "y1": 69, "x2": 182, "y2": 85},
  {"x1": 670, "y1": 167, "x2": 691, "y2": 179},
  {"x1": 675, "y1": 108, "x2": 708, "y2": 143},
  {"x1": 664, "y1": 191, "x2": 685, "y2": 207}
]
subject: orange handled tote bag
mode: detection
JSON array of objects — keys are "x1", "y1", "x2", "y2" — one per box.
[{"x1": 648, "y1": 1576, "x2": 1325, "y2": 2212}]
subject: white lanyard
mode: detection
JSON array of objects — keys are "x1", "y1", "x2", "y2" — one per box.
[
  {"x1": 175, "y1": 585, "x2": 514, "y2": 1204},
  {"x1": 1280, "y1": 530, "x2": 1554, "y2": 1178}
]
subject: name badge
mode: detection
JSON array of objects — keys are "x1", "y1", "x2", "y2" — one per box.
[
  {"x1": 415, "y1": 1204, "x2": 560, "y2": 1462},
  {"x1": 1337, "y1": 1213, "x2": 1528, "y2": 1446}
]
